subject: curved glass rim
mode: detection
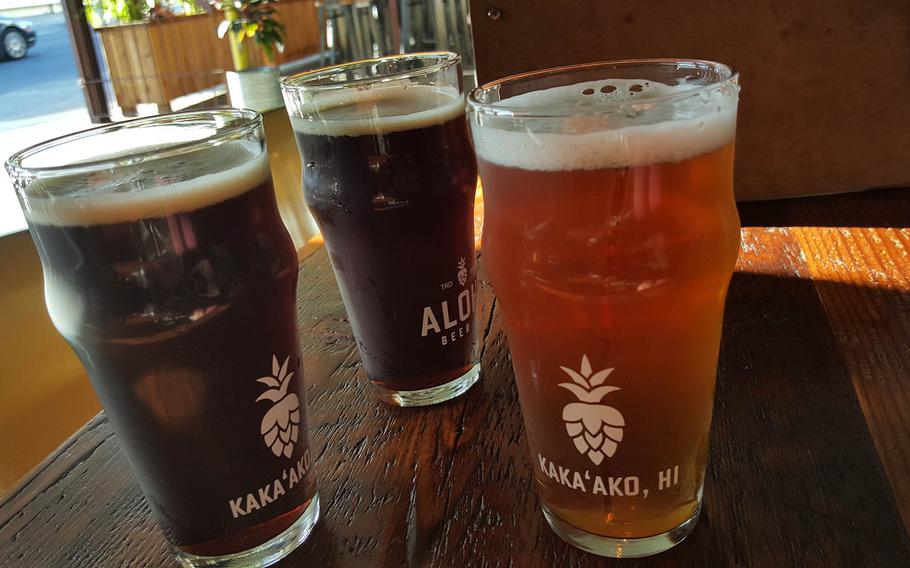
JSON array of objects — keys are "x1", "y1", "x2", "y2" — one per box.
[
  {"x1": 280, "y1": 51, "x2": 461, "y2": 92},
  {"x1": 5, "y1": 108, "x2": 262, "y2": 177},
  {"x1": 467, "y1": 58, "x2": 738, "y2": 119}
]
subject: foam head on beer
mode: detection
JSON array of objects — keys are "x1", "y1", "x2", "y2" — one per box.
[
  {"x1": 288, "y1": 84, "x2": 463, "y2": 136},
  {"x1": 471, "y1": 78, "x2": 738, "y2": 171},
  {"x1": 18, "y1": 140, "x2": 269, "y2": 227}
]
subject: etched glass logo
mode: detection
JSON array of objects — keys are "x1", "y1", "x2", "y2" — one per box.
[
  {"x1": 558, "y1": 355, "x2": 625, "y2": 465},
  {"x1": 457, "y1": 257, "x2": 468, "y2": 287},
  {"x1": 257, "y1": 355, "x2": 300, "y2": 458}
]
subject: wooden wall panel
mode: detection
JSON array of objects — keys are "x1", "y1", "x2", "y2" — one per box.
[{"x1": 468, "y1": 0, "x2": 910, "y2": 200}]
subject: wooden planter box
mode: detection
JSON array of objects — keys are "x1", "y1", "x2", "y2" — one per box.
[{"x1": 96, "y1": 1, "x2": 319, "y2": 115}]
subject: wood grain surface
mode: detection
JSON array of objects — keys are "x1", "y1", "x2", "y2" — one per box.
[
  {"x1": 1, "y1": 190, "x2": 909, "y2": 567},
  {"x1": 739, "y1": 189, "x2": 910, "y2": 533}
]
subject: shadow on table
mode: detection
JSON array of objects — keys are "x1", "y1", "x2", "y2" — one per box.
[
  {"x1": 691, "y1": 270, "x2": 909, "y2": 566},
  {"x1": 272, "y1": 271, "x2": 909, "y2": 567},
  {"x1": 738, "y1": 187, "x2": 910, "y2": 228},
  {"x1": 5, "y1": 269, "x2": 910, "y2": 567}
]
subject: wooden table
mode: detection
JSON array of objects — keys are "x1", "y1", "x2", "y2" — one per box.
[{"x1": 2, "y1": 189, "x2": 909, "y2": 567}]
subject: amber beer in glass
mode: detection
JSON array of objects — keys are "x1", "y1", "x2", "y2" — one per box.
[
  {"x1": 5, "y1": 110, "x2": 319, "y2": 568},
  {"x1": 282, "y1": 52, "x2": 480, "y2": 407},
  {"x1": 468, "y1": 60, "x2": 740, "y2": 557}
]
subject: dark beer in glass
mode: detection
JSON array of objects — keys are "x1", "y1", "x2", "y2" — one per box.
[
  {"x1": 282, "y1": 53, "x2": 480, "y2": 407},
  {"x1": 6, "y1": 110, "x2": 319, "y2": 568}
]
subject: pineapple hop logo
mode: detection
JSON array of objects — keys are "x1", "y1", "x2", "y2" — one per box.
[
  {"x1": 257, "y1": 355, "x2": 301, "y2": 458},
  {"x1": 457, "y1": 257, "x2": 468, "y2": 287},
  {"x1": 558, "y1": 355, "x2": 625, "y2": 465}
]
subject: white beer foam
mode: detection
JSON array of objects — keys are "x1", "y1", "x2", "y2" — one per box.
[
  {"x1": 21, "y1": 146, "x2": 270, "y2": 227},
  {"x1": 289, "y1": 84, "x2": 464, "y2": 137},
  {"x1": 22, "y1": 124, "x2": 219, "y2": 168},
  {"x1": 472, "y1": 79, "x2": 738, "y2": 171}
]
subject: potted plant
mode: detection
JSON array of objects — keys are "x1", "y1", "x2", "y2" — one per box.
[{"x1": 215, "y1": 0, "x2": 286, "y2": 111}]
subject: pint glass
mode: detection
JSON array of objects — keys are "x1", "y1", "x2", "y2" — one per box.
[
  {"x1": 5, "y1": 110, "x2": 319, "y2": 568},
  {"x1": 468, "y1": 60, "x2": 740, "y2": 557},
  {"x1": 282, "y1": 52, "x2": 480, "y2": 407}
]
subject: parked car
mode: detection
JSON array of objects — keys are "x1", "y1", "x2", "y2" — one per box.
[{"x1": 1, "y1": 19, "x2": 36, "y2": 61}]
